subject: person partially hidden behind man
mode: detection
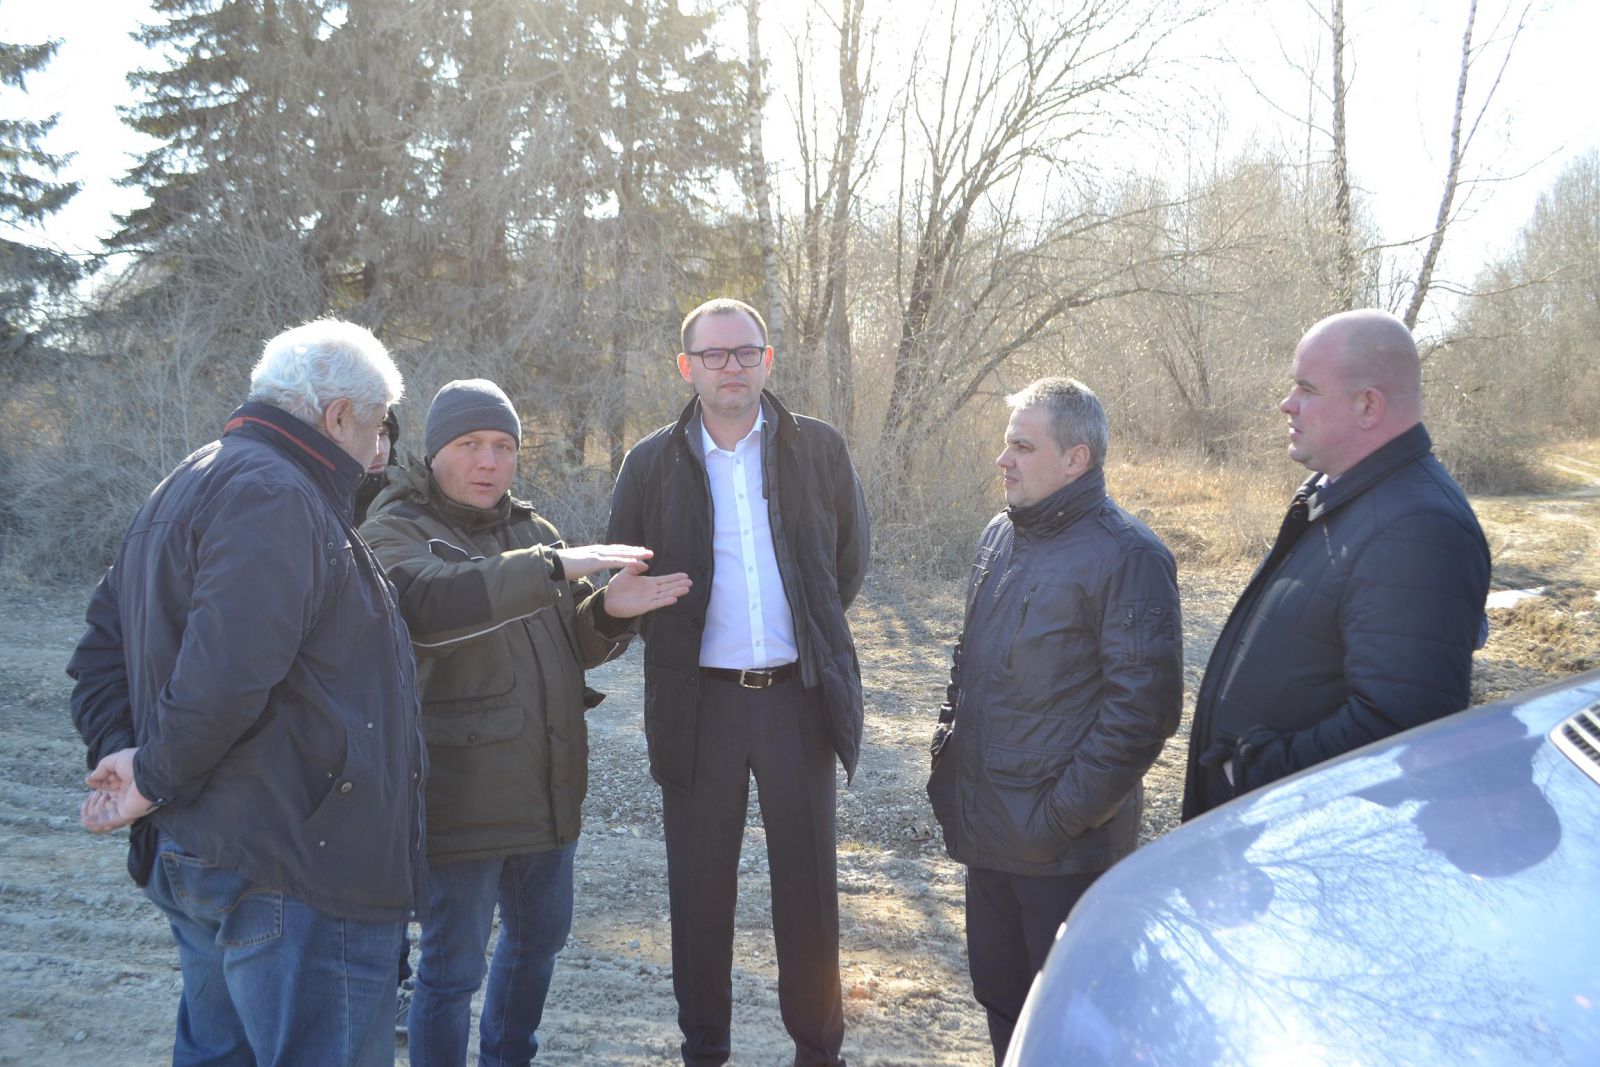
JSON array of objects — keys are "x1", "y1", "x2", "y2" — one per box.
[
  {"x1": 926, "y1": 377, "x2": 1184, "y2": 1064},
  {"x1": 68, "y1": 319, "x2": 423, "y2": 1066},
  {"x1": 361, "y1": 378, "x2": 690, "y2": 1066},
  {"x1": 1181, "y1": 308, "x2": 1491, "y2": 821}
]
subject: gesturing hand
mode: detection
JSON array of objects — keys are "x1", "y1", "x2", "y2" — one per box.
[
  {"x1": 602, "y1": 563, "x2": 693, "y2": 619},
  {"x1": 81, "y1": 747, "x2": 157, "y2": 833},
  {"x1": 555, "y1": 544, "x2": 655, "y2": 580}
]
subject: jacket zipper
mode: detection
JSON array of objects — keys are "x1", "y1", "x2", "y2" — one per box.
[{"x1": 1006, "y1": 589, "x2": 1033, "y2": 670}]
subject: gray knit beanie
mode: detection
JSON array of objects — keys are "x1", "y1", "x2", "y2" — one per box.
[{"x1": 424, "y1": 379, "x2": 521, "y2": 459}]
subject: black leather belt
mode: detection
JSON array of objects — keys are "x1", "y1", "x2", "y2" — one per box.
[{"x1": 700, "y1": 663, "x2": 799, "y2": 689}]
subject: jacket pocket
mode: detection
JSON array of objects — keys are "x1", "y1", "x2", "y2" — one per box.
[
  {"x1": 1119, "y1": 598, "x2": 1179, "y2": 663},
  {"x1": 979, "y1": 740, "x2": 1072, "y2": 864},
  {"x1": 419, "y1": 703, "x2": 532, "y2": 839},
  {"x1": 964, "y1": 547, "x2": 997, "y2": 617},
  {"x1": 423, "y1": 629, "x2": 517, "y2": 703},
  {"x1": 420, "y1": 702, "x2": 524, "y2": 747},
  {"x1": 1006, "y1": 581, "x2": 1094, "y2": 692}
]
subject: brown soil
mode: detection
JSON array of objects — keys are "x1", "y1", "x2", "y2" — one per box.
[{"x1": 2, "y1": 447, "x2": 1594, "y2": 1065}]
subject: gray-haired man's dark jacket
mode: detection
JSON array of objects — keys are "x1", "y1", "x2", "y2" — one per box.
[
  {"x1": 67, "y1": 401, "x2": 425, "y2": 921},
  {"x1": 927, "y1": 467, "x2": 1184, "y2": 876}
]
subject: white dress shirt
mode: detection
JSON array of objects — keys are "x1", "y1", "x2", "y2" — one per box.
[{"x1": 698, "y1": 411, "x2": 798, "y2": 669}]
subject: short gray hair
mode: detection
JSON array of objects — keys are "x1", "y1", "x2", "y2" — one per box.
[
  {"x1": 1005, "y1": 377, "x2": 1108, "y2": 469},
  {"x1": 247, "y1": 319, "x2": 403, "y2": 425}
]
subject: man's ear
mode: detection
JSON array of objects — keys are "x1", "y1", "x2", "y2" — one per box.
[
  {"x1": 321, "y1": 397, "x2": 366, "y2": 451},
  {"x1": 677, "y1": 353, "x2": 694, "y2": 382},
  {"x1": 322, "y1": 397, "x2": 353, "y2": 438},
  {"x1": 1355, "y1": 387, "x2": 1386, "y2": 429},
  {"x1": 1067, "y1": 442, "x2": 1092, "y2": 477}
]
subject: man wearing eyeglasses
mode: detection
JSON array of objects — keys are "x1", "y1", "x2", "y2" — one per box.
[{"x1": 608, "y1": 298, "x2": 870, "y2": 1066}]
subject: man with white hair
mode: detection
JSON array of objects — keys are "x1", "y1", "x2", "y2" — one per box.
[
  {"x1": 68, "y1": 319, "x2": 424, "y2": 1066},
  {"x1": 1181, "y1": 308, "x2": 1492, "y2": 820}
]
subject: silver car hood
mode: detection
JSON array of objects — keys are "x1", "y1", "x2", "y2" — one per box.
[{"x1": 1008, "y1": 669, "x2": 1600, "y2": 1066}]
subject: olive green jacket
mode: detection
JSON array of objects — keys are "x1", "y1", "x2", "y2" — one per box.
[{"x1": 362, "y1": 462, "x2": 633, "y2": 862}]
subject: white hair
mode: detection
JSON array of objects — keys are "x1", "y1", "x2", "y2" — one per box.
[{"x1": 247, "y1": 319, "x2": 403, "y2": 425}]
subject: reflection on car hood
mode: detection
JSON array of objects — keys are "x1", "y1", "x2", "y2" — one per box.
[{"x1": 1008, "y1": 669, "x2": 1600, "y2": 1066}]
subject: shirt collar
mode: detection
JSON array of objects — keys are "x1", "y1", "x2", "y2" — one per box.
[{"x1": 700, "y1": 407, "x2": 766, "y2": 457}]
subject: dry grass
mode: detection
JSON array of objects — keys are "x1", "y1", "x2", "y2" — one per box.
[
  {"x1": 1110, "y1": 446, "x2": 1301, "y2": 569},
  {"x1": 1491, "y1": 599, "x2": 1599, "y2": 674},
  {"x1": 1466, "y1": 442, "x2": 1600, "y2": 702}
]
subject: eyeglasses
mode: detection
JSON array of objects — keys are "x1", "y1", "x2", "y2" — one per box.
[{"x1": 688, "y1": 345, "x2": 765, "y2": 369}]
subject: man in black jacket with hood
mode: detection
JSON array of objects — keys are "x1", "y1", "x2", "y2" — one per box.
[{"x1": 1181, "y1": 308, "x2": 1491, "y2": 821}]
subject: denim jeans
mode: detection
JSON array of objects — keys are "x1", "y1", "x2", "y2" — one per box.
[
  {"x1": 407, "y1": 844, "x2": 576, "y2": 1067},
  {"x1": 142, "y1": 833, "x2": 405, "y2": 1067}
]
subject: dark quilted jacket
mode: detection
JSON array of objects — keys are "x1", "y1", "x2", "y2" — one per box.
[{"x1": 1181, "y1": 423, "x2": 1491, "y2": 820}]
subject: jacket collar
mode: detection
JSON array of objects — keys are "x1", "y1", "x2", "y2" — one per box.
[
  {"x1": 223, "y1": 401, "x2": 364, "y2": 515},
  {"x1": 1007, "y1": 466, "x2": 1107, "y2": 539},
  {"x1": 1306, "y1": 421, "x2": 1433, "y2": 522}
]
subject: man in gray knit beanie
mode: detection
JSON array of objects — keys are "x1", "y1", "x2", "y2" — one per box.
[
  {"x1": 423, "y1": 378, "x2": 522, "y2": 460},
  {"x1": 360, "y1": 376, "x2": 691, "y2": 1063}
]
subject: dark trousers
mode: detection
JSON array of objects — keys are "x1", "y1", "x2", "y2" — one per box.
[
  {"x1": 661, "y1": 673, "x2": 846, "y2": 1066},
  {"x1": 966, "y1": 865, "x2": 1103, "y2": 1065}
]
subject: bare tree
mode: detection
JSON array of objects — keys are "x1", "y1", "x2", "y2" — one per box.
[
  {"x1": 1301, "y1": 0, "x2": 1531, "y2": 327},
  {"x1": 1400, "y1": 0, "x2": 1529, "y2": 329},
  {"x1": 1328, "y1": 0, "x2": 1355, "y2": 310},
  {"x1": 875, "y1": 0, "x2": 1199, "y2": 483},
  {"x1": 782, "y1": 0, "x2": 880, "y2": 432},
  {"x1": 1446, "y1": 150, "x2": 1600, "y2": 438},
  {"x1": 745, "y1": 0, "x2": 784, "y2": 352}
]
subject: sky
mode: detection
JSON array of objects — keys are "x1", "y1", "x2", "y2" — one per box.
[{"x1": 5, "y1": 0, "x2": 1599, "y2": 329}]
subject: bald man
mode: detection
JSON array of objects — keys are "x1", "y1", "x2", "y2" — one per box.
[{"x1": 1180, "y1": 309, "x2": 1490, "y2": 819}]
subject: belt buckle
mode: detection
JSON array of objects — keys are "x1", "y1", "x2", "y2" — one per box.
[{"x1": 737, "y1": 669, "x2": 771, "y2": 689}]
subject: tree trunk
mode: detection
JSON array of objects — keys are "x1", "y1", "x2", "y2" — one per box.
[
  {"x1": 1330, "y1": 0, "x2": 1356, "y2": 311},
  {"x1": 1402, "y1": 0, "x2": 1479, "y2": 330},
  {"x1": 745, "y1": 0, "x2": 784, "y2": 353},
  {"x1": 823, "y1": 0, "x2": 867, "y2": 435}
]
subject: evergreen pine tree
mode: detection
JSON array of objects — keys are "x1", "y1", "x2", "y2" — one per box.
[{"x1": 0, "y1": 30, "x2": 81, "y2": 360}]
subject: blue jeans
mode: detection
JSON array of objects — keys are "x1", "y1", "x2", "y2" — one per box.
[
  {"x1": 142, "y1": 834, "x2": 404, "y2": 1067},
  {"x1": 407, "y1": 844, "x2": 576, "y2": 1066}
]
